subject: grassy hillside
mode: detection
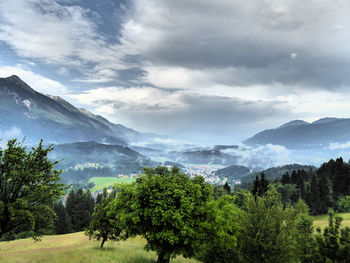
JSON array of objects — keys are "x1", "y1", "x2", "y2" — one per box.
[
  {"x1": 313, "y1": 212, "x2": 350, "y2": 229},
  {"x1": 89, "y1": 176, "x2": 135, "y2": 192},
  {"x1": 0, "y1": 232, "x2": 199, "y2": 263}
]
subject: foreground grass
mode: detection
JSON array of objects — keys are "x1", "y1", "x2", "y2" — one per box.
[
  {"x1": 0, "y1": 232, "x2": 199, "y2": 263},
  {"x1": 89, "y1": 177, "x2": 135, "y2": 192},
  {"x1": 313, "y1": 212, "x2": 350, "y2": 229}
]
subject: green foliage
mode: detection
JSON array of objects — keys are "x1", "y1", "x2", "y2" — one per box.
[
  {"x1": 274, "y1": 183, "x2": 300, "y2": 207},
  {"x1": 336, "y1": 196, "x2": 350, "y2": 212},
  {"x1": 251, "y1": 172, "x2": 269, "y2": 197},
  {"x1": 66, "y1": 189, "x2": 95, "y2": 232},
  {"x1": 238, "y1": 190, "x2": 298, "y2": 263},
  {"x1": 196, "y1": 195, "x2": 242, "y2": 263},
  {"x1": 53, "y1": 201, "x2": 71, "y2": 234},
  {"x1": 109, "y1": 166, "x2": 213, "y2": 263},
  {"x1": 86, "y1": 188, "x2": 124, "y2": 248},
  {"x1": 0, "y1": 139, "x2": 65, "y2": 240},
  {"x1": 315, "y1": 210, "x2": 350, "y2": 262},
  {"x1": 231, "y1": 187, "x2": 250, "y2": 209},
  {"x1": 295, "y1": 209, "x2": 318, "y2": 262}
]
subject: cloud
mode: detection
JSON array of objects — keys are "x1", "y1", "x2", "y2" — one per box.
[
  {"x1": 0, "y1": 0, "x2": 130, "y2": 82},
  {"x1": 70, "y1": 86, "x2": 292, "y2": 143},
  {"x1": 1, "y1": 0, "x2": 350, "y2": 144},
  {"x1": 0, "y1": 126, "x2": 22, "y2": 142},
  {"x1": 119, "y1": 0, "x2": 350, "y2": 89},
  {"x1": 328, "y1": 142, "x2": 350, "y2": 150},
  {"x1": 0, "y1": 65, "x2": 68, "y2": 95},
  {"x1": 221, "y1": 144, "x2": 293, "y2": 169}
]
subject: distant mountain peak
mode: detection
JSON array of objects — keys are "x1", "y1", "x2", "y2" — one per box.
[
  {"x1": 278, "y1": 120, "x2": 309, "y2": 129},
  {"x1": 311, "y1": 117, "x2": 341, "y2": 125},
  {"x1": 244, "y1": 116, "x2": 350, "y2": 149}
]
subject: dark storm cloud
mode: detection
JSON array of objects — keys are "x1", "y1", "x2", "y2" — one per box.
[{"x1": 123, "y1": 0, "x2": 350, "y2": 89}]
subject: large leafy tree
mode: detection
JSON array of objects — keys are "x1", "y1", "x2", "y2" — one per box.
[
  {"x1": 0, "y1": 139, "x2": 65, "y2": 240},
  {"x1": 86, "y1": 187, "x2": 123, "y2": 248},
  {"x1": 109, "y1": 166, "x2": 213, "y2": 263}
]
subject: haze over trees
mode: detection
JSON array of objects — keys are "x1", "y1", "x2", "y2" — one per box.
[{"x1": 3, "y1": 137, "x2": 350, "y2": 263}]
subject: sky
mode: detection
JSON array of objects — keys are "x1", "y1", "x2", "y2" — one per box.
[{"x1": 1, "y1": 0, "x2": 350, "y2": 145}]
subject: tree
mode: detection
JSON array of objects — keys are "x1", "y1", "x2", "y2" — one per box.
[
  {"x1": 294, "y1": 200, "x2": 318, "y2": 263},
  {"x1": 109, "y1": 166, "x2": 213, "y2": 263},
  {"x1": 196, "y1": 195, "x2": 242, "y2": 263},
  {"x1": 252, "y1": 172, "x2": 269, "y2": 198},
  {"x1": 86, "y1": 188, "x2": 123, "y2": 248},
  {"x1": 315, "y1": 210, "x2": 350, "y2": 262},
  {"x1": 239, "y1": 190, "x2": 298, "y2": 263},
  {"x1": 0, "y1": 139, "x2": 65, "y2": 240},
  {"x1": 281, "y1": 172, "x2": 290, "y2": 185},
  {"x1": 66, "y1": 189, "x2": 95, "y2": 232},
  {"x1": 53, "y1": 201, "x2": 71, "y2": 234}
]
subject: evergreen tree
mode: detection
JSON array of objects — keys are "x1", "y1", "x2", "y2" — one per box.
[
  {"x1": 281, "y1": 172, "x2": 290, "y2": 185},
  {"x1": 53, "y1": 201, "x2": 71, "y2": 234},
  {"x1": 223, "y1": 181, "x2": 231, "y2": 194},
  {"x1": 307, "y1": 174, "x2": 320, "y2": 215},
  {"x1": 252, "y1": 173, "x2": 269, "y2": 198},
  {"x1": 66, "y1": 189, "x2": 95, "y2": 232}
]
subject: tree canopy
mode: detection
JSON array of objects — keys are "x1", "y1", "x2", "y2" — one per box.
[
  {"x1": 0, "y1": 139, "x2": 65, "y2": 240},
  {"x1": 109, "y1": 166, "x2": 213, "y2": 263}
]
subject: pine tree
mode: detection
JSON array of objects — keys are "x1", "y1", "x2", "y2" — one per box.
[
  {"x1": 53, "y1": 201, "x2": 71, "y2": 234},
  {"x1": 252, "y1": 173, "x2": 269, "y2": 198},
  {"x1": 223, "y1": 181, "x2": 231, "y2": 194},
  {"x1": 281, "y1": 172, "x2": 290, "y2": 185},
  {"x1": 66, "y1": 189, "x2": 95, "y2": 232}
]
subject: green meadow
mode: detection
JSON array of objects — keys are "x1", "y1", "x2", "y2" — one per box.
[
  {"x1": 313, "y1": 212, "x2": 350, "y2": 229},
  {"x1": 0, "y1": 232, "x2": 199, "y2": 263},
  {"x1": 89, "y1": 177, "x2": 135, "y2": 192}
]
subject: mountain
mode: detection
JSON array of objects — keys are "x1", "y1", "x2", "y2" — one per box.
[
  {"x1": 48, "y1": 141, "x2": 158, "y2": 185},
  {"x1": 0, "y1": 75, "x2": 154, "y2": 145},
  {"x1": 50, "y1": 141, "x2": 157, "y2": 172},
  {"x1": 244, "y1": 117, "x2": 350, "y2": 149}
]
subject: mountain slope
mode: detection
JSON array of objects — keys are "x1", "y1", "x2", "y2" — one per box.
[
  {"x1": 244, "y1": 117, "x2": 350, "y2": 149},
  {"x1": 0, "y1": 75, "x2": 149, "y2": 145}
]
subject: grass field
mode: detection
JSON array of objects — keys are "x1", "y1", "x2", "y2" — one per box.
[
  {"x1": 89, "y1": 177, "x2": 135, "y2": 192},
  {"x1": 0, "y1": 232, "x2": 199, "y2": 263},
  {"x1": 313, "y1": 212, "x2": 350, "y2": 229}
]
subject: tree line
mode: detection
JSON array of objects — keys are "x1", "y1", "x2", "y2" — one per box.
[
  {"x1": 2, "y1": 139, "x2": 350, "y2": 263},
  {"x1": 268, "y1": 157, "x2": 350, "y2": 215}
]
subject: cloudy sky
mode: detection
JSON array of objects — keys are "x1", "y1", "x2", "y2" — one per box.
[{"x1": 1, "y1": 0, "x2": 350, "y2": 145}]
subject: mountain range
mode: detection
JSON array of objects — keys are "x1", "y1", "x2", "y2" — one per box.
[
  {"x1": 0, "y1": 75, "x2": 156, "y2": 145},
  {"x1": 244, "y1": 118, "x2": 350, "y2": 149},
  {"x1": 2, "y1": 75, "x2": 350, "y2": 176}
]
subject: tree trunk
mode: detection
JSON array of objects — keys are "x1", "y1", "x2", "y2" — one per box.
[
  {"x1": 100, "y1": 237, "x2": 106, "y2": 248},
  {"x1": 157, "y1": 252, "x2": 170, "y2": 263}
]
